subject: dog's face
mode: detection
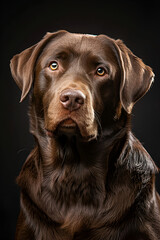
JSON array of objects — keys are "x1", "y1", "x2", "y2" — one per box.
[
  {"x1": 10, "y1": 30, "x2": 154, "y2": 141},
  {"x1": 34, "y1": 33, "x2": 121, "y2": 140}
]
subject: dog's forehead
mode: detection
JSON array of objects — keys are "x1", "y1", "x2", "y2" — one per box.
[{"x1": 44, "y1": 32, "x2": 114, "y2": 55}]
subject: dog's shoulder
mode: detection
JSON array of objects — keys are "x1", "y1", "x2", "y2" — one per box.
[{"x1": 117, "y1": 131, "x2": 158, "y2": 176}]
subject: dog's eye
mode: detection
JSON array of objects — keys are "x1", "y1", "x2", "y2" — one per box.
[
  {"x1": 49, "y1": 62, "x2": 58, "y2": 71},
  {"x1": 96, "y1": 67, "x2": 106, "y2": 76}
]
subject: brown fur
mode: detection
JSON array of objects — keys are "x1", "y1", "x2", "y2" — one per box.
[{"x1": 10, "y1": 30, "x2": 160, "y2": 240}]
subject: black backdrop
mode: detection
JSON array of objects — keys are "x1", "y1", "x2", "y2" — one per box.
[{"x1": 1, "y1": 1, "x2": 160, "y2": 239}]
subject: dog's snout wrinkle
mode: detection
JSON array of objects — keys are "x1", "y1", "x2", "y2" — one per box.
[{"x1": 60, "y1": 89, "x2": 85, "y2": 111}]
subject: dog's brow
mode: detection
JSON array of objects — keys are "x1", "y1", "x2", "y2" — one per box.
[
  {"x1": 89, "y1": 55, "x2": 105, "y2": 64},
  {"x1": 52, "y1": 46, "x2": 80, "y2": 59},
  {"x1": 55, "y1": 50, "x2": 69, "y2": 59}
]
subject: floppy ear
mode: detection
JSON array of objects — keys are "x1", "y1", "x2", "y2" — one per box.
[
  {"x1": 114, "y1": 40, "x2": 154, "y2": 113},
  {"x1": 10, "y1": 30, "x2": 67, "y2": 102}
]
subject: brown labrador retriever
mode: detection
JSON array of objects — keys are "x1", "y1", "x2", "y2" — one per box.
[{"x1": 10, "y1": 30, "x2": 160, "y2": 240}]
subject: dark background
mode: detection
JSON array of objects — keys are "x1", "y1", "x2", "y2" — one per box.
[{"x1": 1, "y1": 1, "x2": 160, "y2": 239}]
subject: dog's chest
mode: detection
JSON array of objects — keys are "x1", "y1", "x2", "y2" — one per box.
[
  {"x1": 53, "y1": 165, "x2": 105, "y2": 206},
  {"x1": 41, "y1": 165, "x2": 106, "y2": 228}
]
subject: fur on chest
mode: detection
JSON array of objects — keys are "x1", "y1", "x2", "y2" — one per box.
[
  {"x1": 42, "y1": 164, "x2": 106, "y2": 207},
  {"x1": 39, "y1": 164, "x2": 106, "y2": 232}
]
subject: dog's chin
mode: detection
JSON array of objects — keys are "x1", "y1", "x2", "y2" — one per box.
[
  {"x1": 56, "y1": 119, "x2": 79, "y2": 137},
  {"x1": 46, "y1": 118, "x2": 97, "y2": 142}
]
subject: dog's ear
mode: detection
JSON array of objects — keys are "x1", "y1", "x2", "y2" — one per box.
[
  {"x1": 114, "y1": 40, "x2": 154, "y2": 113},
  {"x1": 10, "y1": 30, "x2": 67, "y2": 102}
]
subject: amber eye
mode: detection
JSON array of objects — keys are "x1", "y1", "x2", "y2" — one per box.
[
  {"x1": 96, "y1": 67, "x2": 106, "y2": 76},
  {"x1": 49, "y1": 61, "x2": 58, "y2": 71}
]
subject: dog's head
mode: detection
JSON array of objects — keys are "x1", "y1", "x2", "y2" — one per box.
[{"x1": 10, "y1": 30, "x2": 154, "y2": 141}]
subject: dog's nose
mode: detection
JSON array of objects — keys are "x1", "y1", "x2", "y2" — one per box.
[{"x1": 60, "y1": 89, "x2": 85, "y2": 111}]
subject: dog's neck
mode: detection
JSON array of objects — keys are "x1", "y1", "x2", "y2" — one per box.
[
  {"x1": 29, "y1": 100, "x2": 129, "y2": 171},
  {"x1": 28, "y1": 100, "x2": 157, "y2": 189},
  {"x1": 27, "y1": 103, "x2": 134, "y2": 228},
  {"x1": 21, "y1": 101, "x2": 157, "y2": 232}
]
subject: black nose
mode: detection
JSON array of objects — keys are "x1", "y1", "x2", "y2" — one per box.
[{"x1": 60, "y1": 89, "x2": 85, "y2": 111}]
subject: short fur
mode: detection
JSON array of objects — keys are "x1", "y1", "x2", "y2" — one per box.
[{"x1": 10, "y1": 30, "x2": 160, "y2": 240}]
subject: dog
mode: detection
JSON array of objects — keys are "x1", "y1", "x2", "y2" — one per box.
[{"x1": 10, "y1": 30, "x2": 160, "y2": 240}]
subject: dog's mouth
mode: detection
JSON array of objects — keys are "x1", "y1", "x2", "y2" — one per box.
[
  {"x1": 46, "y1": 118, "x2": 79, "y2": 137},
  {"x1": 46, "y1": 118, "x2": 96, "y2": 141},
  {"x1": 57, "y1": 118, "x2": 78, "y2": 134}
]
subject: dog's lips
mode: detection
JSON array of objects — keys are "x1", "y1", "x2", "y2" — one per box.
[
  {"x1": 46, "y1": 118, "x2": 78, "y2": 137},
  {"x1": 57, "y1": 118, "x2": 78, "y2": 134},
  {"x1": 59, "y1": 118, "x2": 77, "y2": 128},
  {"x1": 46, "y1": 118, "x2": 97, "y2": 141}
]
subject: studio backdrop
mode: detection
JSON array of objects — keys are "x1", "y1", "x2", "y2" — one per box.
[{"x1": 1, "y1": 1, "x2": 160, "y2": 239}]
